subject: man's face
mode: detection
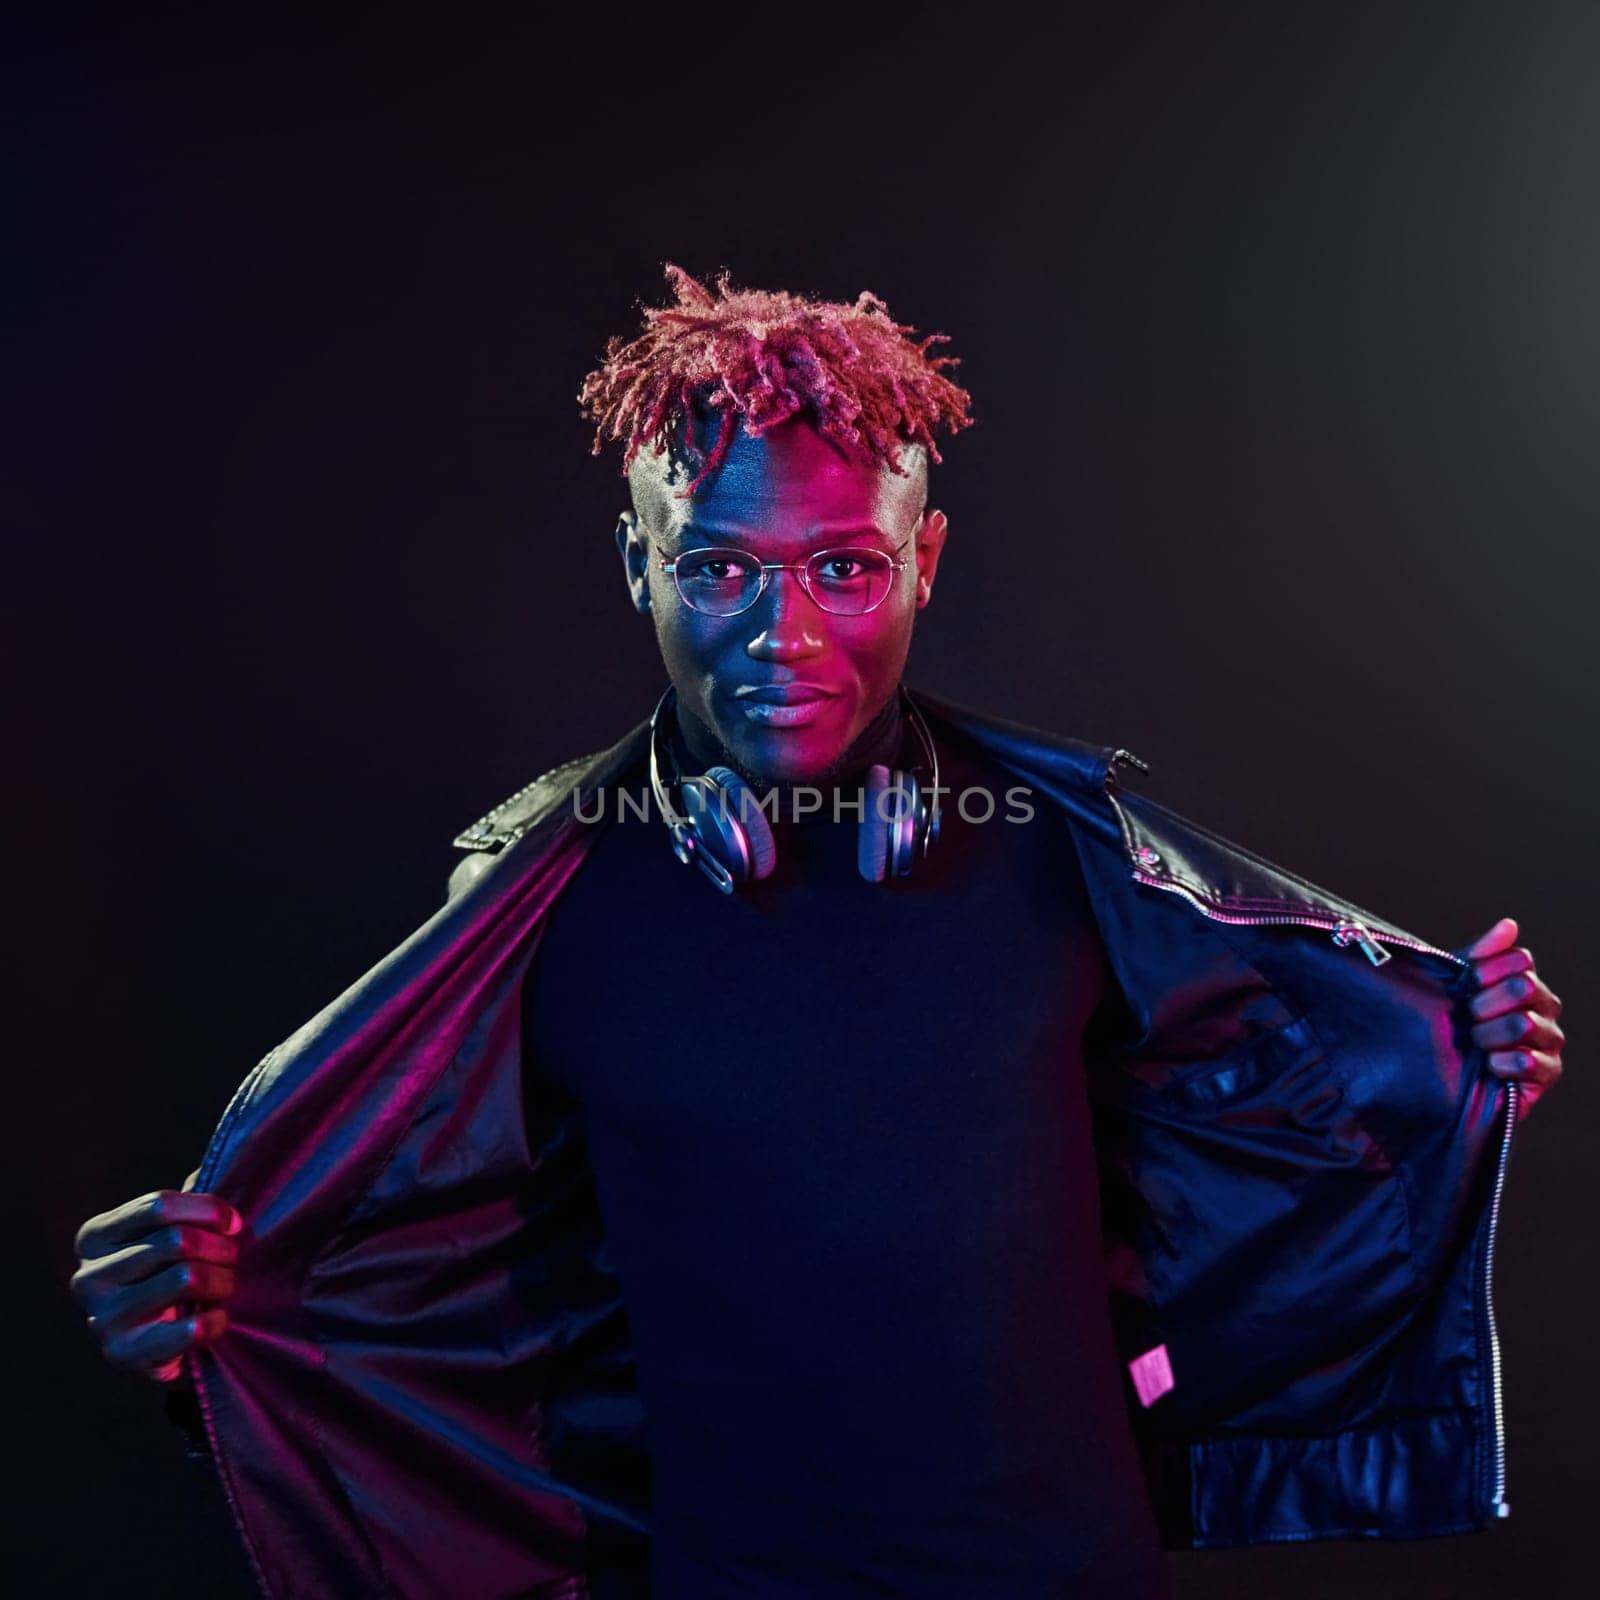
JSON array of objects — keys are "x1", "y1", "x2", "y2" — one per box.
[{"x1": 617, "y1": 413, "x2": 949, "y2": 785}]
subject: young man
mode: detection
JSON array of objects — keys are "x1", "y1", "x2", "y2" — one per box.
[{"x1": 72, "y1": 266, "x2": 1565, "y2": 1599}]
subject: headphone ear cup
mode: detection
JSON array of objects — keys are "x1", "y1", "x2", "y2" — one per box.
[
  {"x1": 702, "y1": 765, "x2": 777, "y2": 880},
  {"x1": 857, "y1": 763, "x2": 894, "y2": 883}
]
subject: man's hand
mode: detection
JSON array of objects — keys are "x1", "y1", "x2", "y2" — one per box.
[
  {"x1": 1463, "y1": 916, "x2": 1565, "y2": 1116},
  {"x1": 70, "y1": 1169, "x2": 242, "y2": 1382}
]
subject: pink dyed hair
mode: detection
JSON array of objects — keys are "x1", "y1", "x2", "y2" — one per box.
[{"x1": 577, "y1": 263, "x2": 975, "y2": 497}]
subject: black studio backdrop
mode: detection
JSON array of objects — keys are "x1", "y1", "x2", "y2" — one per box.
[{"x1": 5, "y1": 5, "x2": 1595, "y2": 1596}]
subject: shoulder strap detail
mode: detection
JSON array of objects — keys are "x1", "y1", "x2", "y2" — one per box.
[{"x1": 449, "y1": 753, "x2": 596, "y2": 853}]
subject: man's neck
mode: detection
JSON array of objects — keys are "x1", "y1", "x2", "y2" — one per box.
[{"x1": 672, "y1": 690, "x2": 908, "y2": 823}]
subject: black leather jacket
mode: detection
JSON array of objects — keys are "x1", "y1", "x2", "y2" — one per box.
[{"x1": 178, "y1": 686, "x2": 1518, "y2": 1599}]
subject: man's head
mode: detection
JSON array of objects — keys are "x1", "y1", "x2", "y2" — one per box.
[{"x1": 579, "y1": 264, "x2": 974, "y2": 785}]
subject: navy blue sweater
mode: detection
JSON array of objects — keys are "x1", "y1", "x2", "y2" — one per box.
[{"x1": 523, "y1": 711, "x2": 1171, "y2": 1598}]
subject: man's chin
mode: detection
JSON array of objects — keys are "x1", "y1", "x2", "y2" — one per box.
[{"x1": 717, "y1": 729, "x2": 850, "y2": 789}]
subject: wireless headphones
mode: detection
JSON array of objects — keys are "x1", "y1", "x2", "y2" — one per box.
[{"x1": 647, "y1": 683, "x2": 942, "y2": 895}]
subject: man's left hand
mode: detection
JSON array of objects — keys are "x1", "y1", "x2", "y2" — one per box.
[{"x1": 1463, "y1": 916, "x2": 1565, "y2": 1115}]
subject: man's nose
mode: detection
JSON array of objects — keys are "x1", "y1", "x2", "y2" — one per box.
[{"x1": 745, "y1": 567, "x2": 824, "y2": 659}]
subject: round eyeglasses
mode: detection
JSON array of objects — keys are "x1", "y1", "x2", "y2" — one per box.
[{"x1": 653, "y1": 536, "x2": 913, "y2": 618}]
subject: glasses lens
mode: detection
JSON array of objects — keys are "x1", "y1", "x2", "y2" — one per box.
[
  {"x1": 805, "y1": 549, "x2": 897, "y2": 615},
  {"x1": 674, "y1": 549, "x2": 764, "y2": 616}
]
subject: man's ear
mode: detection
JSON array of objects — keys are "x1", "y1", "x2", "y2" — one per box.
[
  {"x1": 914, "y1": 508, "x2": 949, "y2": 610},
  {"x1": 615, "y1": 510, "x2": 652, "y2": 615}
]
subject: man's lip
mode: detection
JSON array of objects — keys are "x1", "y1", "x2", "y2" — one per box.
[{"x1": 732, "y1": 684, "x2": 839, "y2": 705}]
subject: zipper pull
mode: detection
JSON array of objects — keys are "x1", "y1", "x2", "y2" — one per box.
[{"x1": 1332, "y1": 920, "x2": 1392, "y2": 966}]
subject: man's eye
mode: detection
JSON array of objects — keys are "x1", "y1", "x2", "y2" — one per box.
[
  {"x1": 682, "y1": 556, "x2": 743, "y2": 581},
  {"x1": 819, "y1": 556, "x2": 863, "y2": 580}
]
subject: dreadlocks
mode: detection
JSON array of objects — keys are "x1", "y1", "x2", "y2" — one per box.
[{"x1": 578, "y1": 263, "x2": 975, "y2": 498}]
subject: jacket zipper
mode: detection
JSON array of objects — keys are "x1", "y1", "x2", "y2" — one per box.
[
  {"x1": 1485, "y1": 1077, "x2": 1520, "y2": 1517},
  {"x1": 1127, "y1": 862, "x2": 1519, "y2": 1522}
]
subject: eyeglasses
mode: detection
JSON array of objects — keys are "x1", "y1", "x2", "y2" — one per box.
[{"x1": 652, "y1": 534, "x2": 914, "y2": 618}]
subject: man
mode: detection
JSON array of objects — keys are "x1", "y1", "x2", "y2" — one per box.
[{"x1": 71, "y1": 265, "x2": 1565, "y2": 1599}]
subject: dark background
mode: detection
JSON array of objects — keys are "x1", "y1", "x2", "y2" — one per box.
[{"x1": 6, "y1": 3, "x2": 1594, "y2": 1595}]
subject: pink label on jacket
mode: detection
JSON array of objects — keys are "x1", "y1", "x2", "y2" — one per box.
[{"x1": 1129, "y1": 1343, "x2": 1175, "y2": 1407}]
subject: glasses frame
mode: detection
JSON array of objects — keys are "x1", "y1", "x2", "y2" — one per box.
[{"x1": 651, "y1": 532, "x2": 916, "y2": 618}]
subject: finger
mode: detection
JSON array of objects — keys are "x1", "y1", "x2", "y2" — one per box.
[
  {"x1": 102, "y1": 1307, "x2": 228, "y2": 1374},
  {"x1": 1468, "y1": 946, "x2": 1536, "y2": 992},
  {"x1": 1486, "y1": 1047, "x2": 1563, "y2": 1092},
  {"x1": 139, "y1": 1305, "x2": 188, "y2": 1382},
  {"x1": 1470, "y1": 970, "x2": 1561, "y2": 1022},
  {"x1": 76, "y1": 1190, "x2": 242, "y2": 1260},
  {"x1": 71, "y1": 1224, "x2": 240, "y2": 1302},
  {"x1": 1472, "y1": 1009, "x2": 1565, "y2": 1054},
  {"x1": 1464, "y1": 916, "x2": 1519, "y2": 963},
  {"x1": 91, "y1": 1260, "x2": 237, "y2": 1338}
]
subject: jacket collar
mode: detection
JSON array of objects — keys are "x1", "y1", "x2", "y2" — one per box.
[{"x1": 451, "y1": 683, "x2": 1448, "y2": 961}]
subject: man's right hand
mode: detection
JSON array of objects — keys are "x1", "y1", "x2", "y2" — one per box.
[{"x1": 70, "y1": 1168, "x2": 242, "y2": 1382}]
